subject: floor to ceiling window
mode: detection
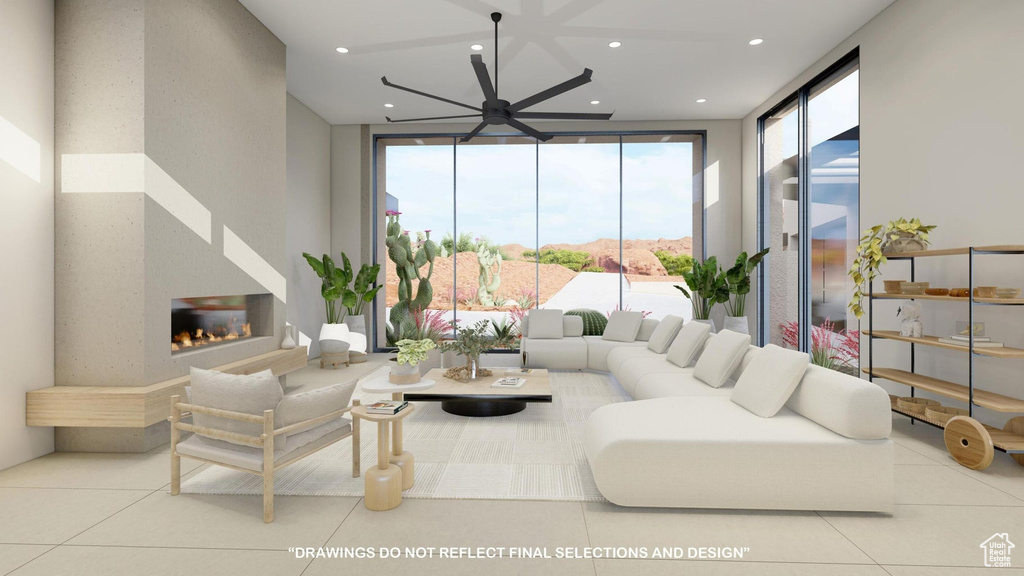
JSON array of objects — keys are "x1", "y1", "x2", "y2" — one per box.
[
  {"x1": 758, "y1": 49, "x2": 860, "y2": 374},
  {"x1": 375, "y1": 131, "x2": 704, "y2": 350}
]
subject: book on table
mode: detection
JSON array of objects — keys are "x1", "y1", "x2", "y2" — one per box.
[
  {"x1": 937, "y1": 337, "x2": 1004, "y2": 348},
  {"x1": 492, "y1": 377, "x2": 526, "y2": 388},
  {"x1": 366, "y1": 400, "x2": 409, "y2": 415}
]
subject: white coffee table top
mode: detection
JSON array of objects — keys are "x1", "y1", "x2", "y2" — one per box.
[{"x1": 359, "y1": 367, "x2": 436, "y2": 393}]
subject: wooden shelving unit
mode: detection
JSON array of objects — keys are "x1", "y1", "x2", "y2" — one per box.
[{"x1": 867, "y1": 245, "x2": 1024, "y2": 469}]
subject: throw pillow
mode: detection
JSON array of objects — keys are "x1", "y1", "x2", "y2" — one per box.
[
  {"x1": 189, "y1": 367, "x2": 283, "y2": 446},
  {"x1": 636, "y1": 318, "x2": 659, "y2": 342},
  {"x1": 527, "y1": 309, "x2": 564, "y2": 339},
  {"x1": 602, "y1": 310, "x2": 644, "y2": 342},
  {"x1": 665, "y1": 320, "x2": 711, "y2": 367},
  {"x1": 731, "y1": 344, "x2": 810, "y2": 417},
  {"x1": 647, "y1": 315, "x2": 684, "y2": 353},
  {"x1": 693, "y1": 329, "x2": 752, "y2": 388}
]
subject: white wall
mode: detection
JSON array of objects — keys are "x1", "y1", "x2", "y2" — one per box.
[
  {"x1": 0, "y1": 0, "x2": 55, "y2": 469},
  {"x1": 287, "y1": 94, "x2": 332, "y2": 356},
  {"x1": 741, "y1": 0, "x2": 1024, "y2": 426}
]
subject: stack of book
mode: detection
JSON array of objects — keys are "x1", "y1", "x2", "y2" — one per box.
[
  {"x1": 936, "y1": 334, "x2": 1004, "y2": 348},
  {"x1": 366, "y1": 400, "x2": 409, "y2": 415},
  {"x1": 492, "y1": 377, "x2": 526, "y2": 389}
]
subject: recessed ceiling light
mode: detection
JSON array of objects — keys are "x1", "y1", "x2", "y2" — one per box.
[
  {"x1": 748, "y1": 38, "x2": 764, "y2": 46},
  {"x1": 471, "y1": 44, "x2": 484, "y2": 51},
  {"x1": 695, "y1": 98, "x2": 707, "y2": 103},
  {"x1": 590, "y1": 100, "x2": 600, "y2": 105},
  {"x1": 384, "y1": 103, "x2": 394, "y2": 108},
  {"x1": 335, "y1": 46, "x2": 349, "y2": 53},
  {"x1": 608, "y1": 41, "x2": 622, "y2": 48}
]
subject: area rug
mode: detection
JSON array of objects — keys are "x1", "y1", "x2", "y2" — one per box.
[{"x1": 180, "y1": 370, "x2": 628, "y2": 502}]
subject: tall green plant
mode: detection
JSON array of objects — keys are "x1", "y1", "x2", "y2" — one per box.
[
  {"x1": 347, "y1": 262, "x2": 383, "y2": 316},
  {"x1": 302, "y1": 252, "x2": 356, "y2": 324},
  {"x1": 673, "y1": 256, "x2": 729, "y2": 320},
  {"x1": 723, "y1": 248, "x2": 769, "y2": 317},
  {"x1": 386, "y1": 212, "x2": 436, "y2": 341}
]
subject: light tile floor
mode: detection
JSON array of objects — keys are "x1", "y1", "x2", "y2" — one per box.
[{"x1": 1, "y1": 358, "x2": 1023, "y2": 575}]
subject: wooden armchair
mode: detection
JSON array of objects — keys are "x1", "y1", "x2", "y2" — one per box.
[{"x1": 169, "y1": 381, "x2": 361, "y2": 523}]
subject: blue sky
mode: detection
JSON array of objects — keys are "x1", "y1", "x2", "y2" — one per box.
[{"x1": 385, "y1": 139, "x2": 694, "y2": 247}]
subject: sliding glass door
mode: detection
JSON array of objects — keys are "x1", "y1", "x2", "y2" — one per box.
[
  {"x1": 375, "y1": 131, "x2": 705, "y2": 349},
  {"x1": 759, "y1": 50, "x2": 860, "y2": 373}
]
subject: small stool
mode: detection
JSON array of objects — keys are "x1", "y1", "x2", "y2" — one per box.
[{"x1": 351, "y1": 403, "x2": 416, "y2": 511}]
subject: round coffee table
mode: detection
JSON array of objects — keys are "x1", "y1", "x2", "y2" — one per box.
[
  {"x1": 351, "y1": 403, "x2": 416, "y2": 511},
  {"x1": 359, "y1": 370, "x2": 434, "y2": 489}
]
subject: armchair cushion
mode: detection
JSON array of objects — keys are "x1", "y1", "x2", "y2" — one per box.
[
  {"x1": 176, "y1": 418, "x2": 351, "y2": 472},
  {"x1": 527, "y1": 309, "x2": 564, "y2": 339},
  {"x1": 189, "y1": 367, "x2": 283, "y2": 446},
  {"x1": 274, "y1": 381, "x2": 357, "y2": 450}
]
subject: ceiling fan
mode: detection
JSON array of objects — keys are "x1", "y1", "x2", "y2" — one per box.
[{"x1": 381, "y1": 12, "x2": 613, "y2": 142}]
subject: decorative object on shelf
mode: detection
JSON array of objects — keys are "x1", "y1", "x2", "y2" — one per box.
[
  {"x1": 899, "y1": 281, "x2": 929, "y2": 295},
  {"x1": 439, "y1": 320, "x2": 495, "y2": 382},
  {"x1": 973, "y1": 286, "x2": 997, "y2": 298},
  {"x1": 995, "y1": 287, "x2": 1021, "y2": 299},
  {"x1": 847, "y1": 217, "x2": 937, "y2": 317},
  {"x1": 281, "y1": 323, "x2": 297, "y2": 349},
  {"x1": 385, "y1": 211, "x2": 437, "y2": 345},
  {"x1": 926, "y1": 405, "x2": 968, "y2": 425},
  {"x1": 319, "y1": 323, "x2": 351, "y2": 369},
  {"x1": 949, "y1": 288, "x2": 970, "y2": 298},
  {"x1": 896, "y1": 396, "x2": 940, "y2": 416},
  {"x1": 955, "y1": 321, "x2": 985, "y2": 337},
  {"x1": 924, "y1": 288, "x2": 949, "y2": 296},
  {"x1": 389, "y1": 338, "x2": 437, "y2": 384},
  {"x1": 675, "y1": 256, "x2": 729, "y2": 324},
  {"x1": 379, "y1": 11, "x2": 613, "y2": 143},
  {"x1": 565, "y1": 309, "x2": 608, "y2": 336},
  {"x1": 883, "y1": 280, "x2": 905, "y2": 294},
  {"x1": 722, "y1": 248, "x2": 770, "y2": 335},
  {"x1": 897, "y1": 302, "x2": 923, "y2": 338},
  {"x1": 476, "y1": 244, "x2": 502, "y2": 306}
]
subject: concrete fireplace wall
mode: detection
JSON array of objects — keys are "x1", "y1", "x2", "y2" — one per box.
[
  {"x1": 54, "y1": 0, "x2": 286, "y2": 451},
  {"x1": 0, "y1": 0, "x2": 56, "y2": 470}
]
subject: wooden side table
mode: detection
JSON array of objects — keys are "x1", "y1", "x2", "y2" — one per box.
[
  {"x1": 359, "y1": 374, "x2": 435, "y2": 490},
  {"x1": 350, "y1": 403, "x2": 416, "y2": 511}
]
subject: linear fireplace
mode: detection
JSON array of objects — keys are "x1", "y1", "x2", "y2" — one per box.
[{"x1": 171, "y1": 293, "x2": 272, "y2": 353}]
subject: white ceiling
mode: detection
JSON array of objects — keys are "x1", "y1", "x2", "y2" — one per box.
[{"x1": 239, "y1": 0, "x2": 893, "y2": 125}]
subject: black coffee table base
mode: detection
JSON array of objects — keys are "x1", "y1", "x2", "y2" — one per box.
[{"x1": 440, "y1": 400, "x2": 526, "y2": 417}]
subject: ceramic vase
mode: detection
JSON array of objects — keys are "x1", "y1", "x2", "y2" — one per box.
[
  {"x1": 344, "y1": 314, "x2": 366, "y2": 335},
  {"x1": 281, "y1": 323, "x2": 297, "y2": 349},
  {"x1": 723, "y1": 316, "x2": 749, "y2": 335}
]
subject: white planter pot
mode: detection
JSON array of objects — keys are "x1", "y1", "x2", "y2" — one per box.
[
  {"x1": 319, "y1": 323, "x2": 351, "y2": 355},
  {"x1": 344, "y1": 315, "x2": 366, "y2": 335},
  {"x1": 723, "y1": 316, "x2": 749, "y2": 335},
  {"x1": 692, "y1": 318, "x2": 716, "y2": 333}
]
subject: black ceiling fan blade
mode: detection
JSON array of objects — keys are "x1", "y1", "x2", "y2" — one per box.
[
  {"x1": 470, "y1": 54, "x2": 498, "y2": 106},
  {"x1": 505, "y1": 117, "x2": 553, "y2": 142},
  {"x1": 386, "y1": 113, "x2": 482, "y2": 123},
  {"x1": 381, "y1": 76, "x2": 480, "y2": 113},
  {"x1": 460, "y1": 122, "x2": 489, "y2": 143},
  {"x1": 506, "y1": 69, "x2": 593, "y2": 113},
  {"x1": 514, "y1": 111, "x2": 614, "y2": 120}
]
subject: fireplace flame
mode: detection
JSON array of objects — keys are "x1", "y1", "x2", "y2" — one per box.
[{"x1": 172, "y1": 322, "x2": 254, "y2": 352}]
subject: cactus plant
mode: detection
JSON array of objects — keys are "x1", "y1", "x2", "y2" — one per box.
[
  {"x1": 385, "y1": 211, "x2": 436, "y2": 342},
  {"x1": 565, "y1": 309, "x2": 608, "y2": 336},
  {"x1": 476, "y1": 245, "x2": 502, "y2": 306}
]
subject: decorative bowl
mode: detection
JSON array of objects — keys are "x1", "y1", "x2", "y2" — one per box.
[
  {"x1": 949, "y1": 288, "x2": 971, "y2": 298},
  {"x1": 900, "y1": 281, "x2": 929, "y2": 295},
  {"x1": 973, "y1": 286, "x2": 998, "y2": 298},
  {"x1": 995, "y1": 287, "x2": 1021, "y2": 299},
  {"x1": 925, "y1": 406, "x2": 968, "y2": 425},
  {"x1": 897, "y1": 396, "x2": 940, "y2": 416},
  {"x1": 924, "y1": 288, "x2": 949, "y2": 296},
  {"x1": 883, "y1": 280, "x2": 907, "y2": 294}
]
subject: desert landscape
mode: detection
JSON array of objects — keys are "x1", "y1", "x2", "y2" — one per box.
[{"x1": 385, "y1": 236, "x2": 693, "y2": 311}]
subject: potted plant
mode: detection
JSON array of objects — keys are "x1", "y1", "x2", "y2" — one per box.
[
  {"x1": 390, "y1": 338, "x2": 436, "y2": 384},
  {"x1": 722, "y1": 248, "x2": 770, "y2": 334},
  {"x1": 302, "y1": 252, "x2": 355, "y2": 324},
  {"x1": 848, "y1": 218, "x2": 937, "y2": 318},
  {"x1": 674, "y1": 256, "x2": 729, "y2": 332},
  {"x1": 343, "y1": 259, "x2": 382, "y2": 336},
  {"x1": 439, "y1": 320, "x2": 496, "y2": 382}
]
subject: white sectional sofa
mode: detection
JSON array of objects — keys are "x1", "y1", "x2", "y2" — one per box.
[
  {"x1": 521, "y1": 310, "x2": 894, "y2": 514},
  {"x1": 521, "y1": 313, "x2": 658, "y2": 371}
]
